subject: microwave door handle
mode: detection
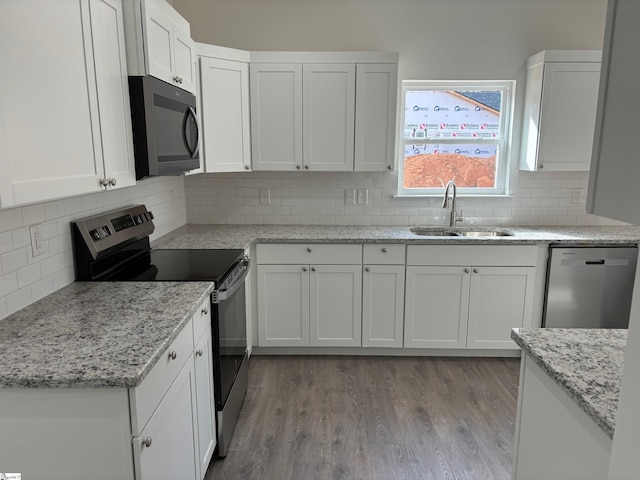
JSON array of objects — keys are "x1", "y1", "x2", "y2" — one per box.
[{"x1": 184, "y1": 106, "x2": 200, "y2": 159}]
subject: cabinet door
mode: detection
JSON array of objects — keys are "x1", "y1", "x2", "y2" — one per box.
[
  {"x1": 466, "y1": 266, "x2": 535, "y2": 349},
  {"x1": 257, "y1": 264, "x2": 310, "y2": 346},
  {"x1": 309, "y1": 265, "x2": 362, "y2": 346},
  {"x1": 90, "y1": 0, "x2": 136, "y2": 189},
  {"x1": 587, "y1": 0, "x2": 640, "y2": 224},
  {"x1": 194, "y1": 328, "x2": 216, "y2": 479},
  {"x1": 0, "y1": 0, "x2": 104, "y2": 206},
  {"x1": 143, "y1": 0, "x2": 175, "y2": 85},
  {"x1": 537, "y1": 62, "x2": 600, "y2": 171},
  {"x1": 362, "y1": 265, "x2": 405, "y2": 347},
  {"x1": 355, "y1": 64, "x2": 398, "y2": 172},
  {"x1": 172, "y1": 23, "x2": 195, "y2": 93},
  {"x1": 200, "y1": 57, "x2": 251, "y2": 172},
  {"x1": 250, "y1": 63, "x2": 303, "y2": 171},
  {"x1": 133, "y1": 357, "x2": 198, "y2": 480},
  {"x1": 404, "y1": 266, "x2": 470, "y2": 349},
  {"x1": 303, "y1": 64, "x2": 356, "y2": 171}
]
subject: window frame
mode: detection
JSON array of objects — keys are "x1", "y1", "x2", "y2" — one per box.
[{"x1": 396, "y1": 80, "x2": 516, "y2": 197}]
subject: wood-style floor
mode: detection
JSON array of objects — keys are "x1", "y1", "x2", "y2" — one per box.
[{"x1": 205, "y1": 355, "x2": 520, "y2": 480}]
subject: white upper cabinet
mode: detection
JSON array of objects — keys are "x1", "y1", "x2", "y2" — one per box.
[
  {"x1": 587, "y1": 0, "x2": 640, "y2": 224},
  {"x1": 520, "y1": 50, "x2": 601, "y2": 172},
  {"x1": 355, "y1": 64, "x2": 398, "y2": 171},
  {"x1": 249, "y1": 52, "x2": 398, "y2": 172},
  {"x1": 123, "y1": 0, "x2": 196, "y2": 93},
  {"x1": 0, "y1": 0, "x2": 135, "y2": 208},
  {"x1": 198, "y1": 45, "x2": 252, "y2": 172}
]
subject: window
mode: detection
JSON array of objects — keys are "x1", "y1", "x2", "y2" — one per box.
[{"x1": 397, "y1": 80, "x2": 515, "y2": 196}]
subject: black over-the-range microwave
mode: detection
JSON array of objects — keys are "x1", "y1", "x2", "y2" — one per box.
[{"x1": 128, "y1": 76, "x2": 200, "y2": 180}]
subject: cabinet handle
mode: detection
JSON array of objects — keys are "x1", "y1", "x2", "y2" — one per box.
[
  {"x1": 304, "y1": 165, "x2": 309, "y2": 170},
  {"x1": 168, "y1": 351, "x2": 177, "y2": 360},
  {"x1": 196, "y1": 349, "x2": 204, "y2": 357},
  {"x1": 365, "y1": 267, "x2": 370, "y2": 272},
  {"x1": 464, "y1": 268, "x2": 470, "y2": 273},
  {"x1": 311, "y1": 267, "x2": 316, "y2": 272},
  {"x1": 201, "y1": 306, "x2": 209, "y2": 315},
  {"x1": 381, "y1": 248, "x2": 387, "y2": 253},
  {"x1": 244, "y1": 165, "x2": 250, "y2": 170},
  {"x1": 296, "y1": 165, "x2": 301, "y2": 170},
  {"x1": 387, "y1": 165, "x2": 392, "y2": 170},
  {"x1": 306, "y1": 247, "x2": 312, "y2": 253},
  {"x1": 109, "y1": 178, "x2": 117, "y2": 187},
  {"x1": 473, "y1": 268, "x2": 479, "y2": 273},
  {"x1": 538, "y1": 164, "x2": 544, "y2": 170},
  {"x1": 302, "y1": 267, "x2": 308, "y2": 272},
  {"x1": 100, "y1": 178, "x2": 109, "y2": 187},
  {"x1": 173, "y1": 75, "x2": 183, "y2": 84},
  {"x1": 143, "y1": 436, "x2": 152, "y2": 448}
]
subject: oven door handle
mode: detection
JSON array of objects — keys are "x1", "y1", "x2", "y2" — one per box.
[{"x1": 213, "y1": 258, "x2": 250, "y2": 303}]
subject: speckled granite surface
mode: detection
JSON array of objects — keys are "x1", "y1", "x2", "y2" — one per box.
[
  {"x1": 0, "y1": 282, "x2": 213, "y2": 389},
  {"x1": 151, "y1": 224, "x2": 640, "y2": 250},
  {"x1": 511, "y1": 328, "x2": 627, "y2": 439}
]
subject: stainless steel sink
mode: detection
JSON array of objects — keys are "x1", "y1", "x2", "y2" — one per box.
[
  {"x1": 457, "y1": 229, "x2": 514, "y2": 237},
  {"x1": 409, "y1": 227, "x2": 460, "y2": 237}
]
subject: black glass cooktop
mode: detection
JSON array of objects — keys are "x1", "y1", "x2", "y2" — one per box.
[{"x1": 107, "y1": 248, "x2": 244, "y2": 283}]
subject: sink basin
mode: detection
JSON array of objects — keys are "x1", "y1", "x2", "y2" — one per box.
[
  {"x1": 457, "y1": 230, "x2": 514, "y2": 237},
  {"x1": 409, "y1": 227, "x2": 460, "y2": 237}
]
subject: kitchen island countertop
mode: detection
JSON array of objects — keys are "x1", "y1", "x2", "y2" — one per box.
[
  {"x1": 151, "y1": 224, "x2": 640, "y2": 250},
  {"x1": 511, "y1": 328, "x2": 627, "y2": 439},
  {"x1": 0, "y1": 281, "x2": 213, "y2": 389}
]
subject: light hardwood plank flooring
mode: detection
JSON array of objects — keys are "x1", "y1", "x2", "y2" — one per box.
[{"x1": 205, "y1": 356, "x2": 520, "y2": 480}]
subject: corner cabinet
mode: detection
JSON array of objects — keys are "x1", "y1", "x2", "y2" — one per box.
[
  {"x1": 587, "y1": 0, "x2": 640, "y2": 225},
  {"x1": 249, "y1": 52, "x2": 398, "y2": 172},
  {"x1": 256, "y1": 244, "x2": 363, "y2": 347},
  {"x1": 404, "y1": 245, "x2": 537, "y2": 350},
  {"x1": 122, "y1": 0, "x2": 196, "y2": 93},
  {"x1": 197, "y1": 44, "x2": 252, "y2": 173},
  {"x1": 0, "y1": 0, "x2": 136, "y2": 208},
  {"x1": 520, "y1": 50, "x2": 601, "y2": 172}
]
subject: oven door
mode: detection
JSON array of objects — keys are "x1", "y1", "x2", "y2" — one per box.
[{"x1": 212, "y1": 259, "x2": 249, "y2": 411}]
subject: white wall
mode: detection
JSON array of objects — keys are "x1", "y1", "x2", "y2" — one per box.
[
  {"x1": 174, "y1": 0, "x2": 616, "y2": 226},
  {"x1": 0, "y1": 177, "x2": 186, "y2": 321}
]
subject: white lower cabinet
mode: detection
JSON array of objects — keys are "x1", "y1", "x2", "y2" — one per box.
[
  {"x1": 256, "y1": 244, "x2": 363, "y2": 347},
  {"x1": 404, "y1": 245, "x2": 538, "y2": 350},
  {"x1": 193, "y1": 327, "x2": 216, "y2": 479}
]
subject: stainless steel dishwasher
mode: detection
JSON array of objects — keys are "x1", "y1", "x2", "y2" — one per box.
[{"x1": 543, "y1": 245, "x2": 638, "y2": 328}]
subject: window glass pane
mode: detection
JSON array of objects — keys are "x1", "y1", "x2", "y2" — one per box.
[
  {"x1": 403, "y1": 143, "x2": 498, "y2": 189},
  {"x1": 403, "y1": 90, "x2": 502, "y2": 140}
]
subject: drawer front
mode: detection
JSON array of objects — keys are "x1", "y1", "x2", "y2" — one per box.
[
  {"x1": 130, "y1": 319, "x2": 194, "y2": 434},
  {"x1": 363, "y1": 244, "x2": 405, "y2": 264},
  {"x1": 192, "y1": 298, "x2": 212, "y2": 344},
  {"x1": 257, "y1": 243, "x2": 362, "y2": 265},
  {"x1": 407, "y1": 245, "x2": 539, "y2": 266}
]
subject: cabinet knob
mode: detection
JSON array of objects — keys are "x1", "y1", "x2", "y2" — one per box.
[
  {"x1": 464, "y1": 268, "x2": 470, "y2": 273},
  {"x1": 304, "y1": 165, "x2": 309, "y2": 170},
  {"x1": 109, "y1": 178, "x2": 117, "y2": 187},
  {"x1": 173, "y1": 75, "x2": 183, "y2": 84},
  {"x1": 311, "y1": 267, "x2": 316, "y2": 272},
  {"x1": 387, "y1": 165, "x2": 392, "y2": 170},
  {"x1": 538, "y1": 164, "x2": 544, "y2": 170},
  {"x1": 473, "y1": 268, "x2": 479, "y2": 273},
  {"x1": 100, "y1": 178, "x2": 109, "y2": 187},
  {"x1": 302, "y1": 267, "x2": 308, "y2": 272},
  {"x1": 296, "y1": 165, "x2": 301, "y2": 170},
  {"x1": 201, "y1": 306, "x2": 209, "y2": 315},
  {"x1": 306, "y1": 247, "x2": 312, "y2": 253},
  {"x1": 143, "y1": 436, "x2": 152, "y2": 448},
  {"x1": 168, "y1": 351, "x2": 177, "y2": 360},
  {"x1": 365, "y1": 267, "x2": 370, "y2": 272},
  {"x1": 196, "y1": 349, "x2": 204, "y2": 357},
  {"x1": 381, "y1": 248, "x2": 387, "y2": 253},
  {"x1": 244, "y1": 165, "x2": 250, "y2": 170}
]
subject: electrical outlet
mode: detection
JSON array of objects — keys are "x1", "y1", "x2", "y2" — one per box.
[
  {"x1": 571, "y1": 188, "x2": 585, "y2": 205},
  {"x1": 260, "y1": 189, "x2": 271, "y2": 204},
  {"x1": 30, "y1": 224, "x2": 45, "y2": 257},
  {"x1": 357, "y1": 189, "x2": 368, "y2": 205},
  {"x1": 345, "y1": 189, "x2": 356, "y2": 205}
]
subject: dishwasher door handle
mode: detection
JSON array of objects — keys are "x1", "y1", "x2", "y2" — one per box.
[{"x1": 560, "y1": 258, "x2": 631, "y2": 266}]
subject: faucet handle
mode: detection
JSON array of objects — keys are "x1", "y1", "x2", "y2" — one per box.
[{"x1": 455, "y1": 209, "x2": 464, "y2": 224}]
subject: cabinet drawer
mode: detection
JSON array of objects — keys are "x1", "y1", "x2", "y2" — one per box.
[
  {"x1": 407, "y1": 245, "x2": 538, "y2": 266},
  {"x1": 130, "y1": 319, "x2": 194, "y2": 434},
  {"x1": 192, "y1": 298, "x2": 212, "y2": 344},
  {"x1": 363, "y1": 244, "x2": 405, "y2": 264},
  {"x1": 257, "y1": 243, "x2": 362, "y2": 264}
]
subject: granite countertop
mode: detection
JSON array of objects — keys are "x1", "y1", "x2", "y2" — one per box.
[
  {"x1": 151, "y1": 224, "x2": 640, "y2": 250},
  {"x1": 0, "y1": 282, "x2": 214, "y2": 389},
  {"x1": 511, "y1": 328, "x2": 627, "y2": 439}
]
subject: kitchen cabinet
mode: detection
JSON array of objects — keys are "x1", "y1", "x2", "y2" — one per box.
[
  {"x1": 587, "y1": 0, "x2": 640, "y2": 225},
  {"x1": 0, "y1": 0, "x2": 136, "y2": 208},
  {"x1": 249, "y1": 52, "x2": 398, "y2": 172},
  {"x1": 405, "y1": 245, "x2": 537, "y2": 350},
  {"x1": 520, "y1": 50, "x2": 601, "y2": 172},
  {"x1": 256, "y1": 244, "x2": 363, "y2": 347},
  {"x1": 197, "y1": 44, "x2": 251, "y2": 172},
  {"x1": 122, "y1": 0, "x2": 196, "y2": 93},
  {"x1": 362, "y1": 244, "x2": 406, "y2": 347}
]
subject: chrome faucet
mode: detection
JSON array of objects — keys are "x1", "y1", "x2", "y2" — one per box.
[{"x1": 442, "y1": 180, "x2": 463, "y2": 227}]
